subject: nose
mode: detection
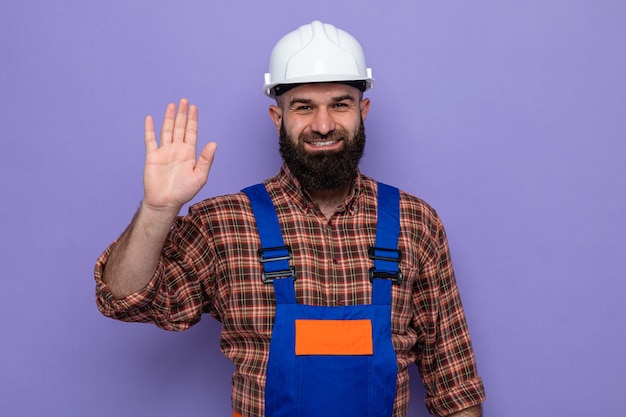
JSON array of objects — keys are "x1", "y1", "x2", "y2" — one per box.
[{"x1": 310, "y1": 107, "x2": 336, "y2": 136}]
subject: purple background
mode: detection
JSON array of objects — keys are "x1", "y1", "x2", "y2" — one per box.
[{"x1": 2, "y1": 1, "x2": 625, "y2": 416}]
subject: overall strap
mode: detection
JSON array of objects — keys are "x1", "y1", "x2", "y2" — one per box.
[
  {"x1": 370, "y1": 182, "x2": 402, "y2": 305},
  {"x1": 242, "y1": 184, "x2": 296, "y2": 304}
]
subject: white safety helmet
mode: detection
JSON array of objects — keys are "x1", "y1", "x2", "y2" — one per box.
[{"x1": 263, "y1": 20, "x2": 374, "y2": 98}]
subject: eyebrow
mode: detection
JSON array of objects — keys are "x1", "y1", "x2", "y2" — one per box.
[{"x1": 288, "y1": 95, "x2": 357, "y2": 107}]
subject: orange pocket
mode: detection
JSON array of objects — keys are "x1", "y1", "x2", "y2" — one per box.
[{"x1": 295, "y1": 319, "x2": 373, "y2": 355}]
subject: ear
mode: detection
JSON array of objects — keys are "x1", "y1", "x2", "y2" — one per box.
[
  {"x1": 268, "y1": 105, "x2": 283, "y2": 132},
  {"x1": 359, "y1": 98, "x2": 371, "y2": 121}
]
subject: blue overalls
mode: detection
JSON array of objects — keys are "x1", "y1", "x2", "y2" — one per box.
[{"x1": 242, "y1": 183, "x2": 402, "y2": 417}]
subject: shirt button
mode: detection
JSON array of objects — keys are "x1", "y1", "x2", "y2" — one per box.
[{"x1": 332, "y1": 258, "x2": 339, "y2": 265}]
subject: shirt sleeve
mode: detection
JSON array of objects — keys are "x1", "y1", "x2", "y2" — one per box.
[
  {"x1": 94, "y1": 208, "x2": 216, "y2": 331},
  {"x1": 413, "y1": 215, "x2": 486, "y2": 416}
]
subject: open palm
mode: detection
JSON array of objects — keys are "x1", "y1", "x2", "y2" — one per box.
[{"x1": 143, "y1": 99, "x2": 217, "y2": 212}]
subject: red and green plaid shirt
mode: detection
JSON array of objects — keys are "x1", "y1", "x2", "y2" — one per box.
[{"x1": 95, "y1": 165, "x2": 485, "y2": 417}]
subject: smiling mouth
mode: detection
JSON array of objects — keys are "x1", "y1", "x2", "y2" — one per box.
[{"x1": 309, "y1": 140, "x2": 339, "y2": 147}]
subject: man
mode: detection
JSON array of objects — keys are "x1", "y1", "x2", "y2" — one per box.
[{"x1": 95, "y1": 21, "x2": 485, "y2": 417}]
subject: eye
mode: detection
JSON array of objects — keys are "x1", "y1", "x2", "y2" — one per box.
[
  {"x1": 332, "y1": 102, "x2": 351, "y2": 110},
  {"x1": 291, "y1": 104, "x2": 313, "y2": 113}
]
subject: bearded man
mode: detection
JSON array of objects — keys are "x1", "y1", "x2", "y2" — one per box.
[{"x1": 95, "y1": 21, "x2": 485, "y2": 417}]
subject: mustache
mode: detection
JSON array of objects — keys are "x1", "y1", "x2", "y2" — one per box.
[{"x1": 298, "y1": 129, "x2": 348, "y2": 144}]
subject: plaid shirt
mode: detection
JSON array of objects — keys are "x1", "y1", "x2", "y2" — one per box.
[{"x1": 95, "y1": 165, "x2": 485, "y2": 417}]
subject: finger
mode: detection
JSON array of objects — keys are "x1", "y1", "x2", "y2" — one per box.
[
  {"x1": 172, "y1": 98, "x2": 189, "y2": 143},
  {"x1": 195, "y1": 141, "x2": 218, "y2": 181},
  {"x1": 185, "y1": 104, "x2": 198, "y2": 145},
  {"x1": 144, "y1": 115, "x2": 157, "y2": 153},
  {"x1": 160, "y1": 103, "x2": 176, "y2": 146}
]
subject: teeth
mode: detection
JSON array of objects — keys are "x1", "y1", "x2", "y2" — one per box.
[{"x1": 311, "y1": 140, "x2": 337, "y2": 147}]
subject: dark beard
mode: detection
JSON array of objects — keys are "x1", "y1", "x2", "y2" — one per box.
[{"x1": 279, "y1": 121, "x2": 366, "y2": 192}]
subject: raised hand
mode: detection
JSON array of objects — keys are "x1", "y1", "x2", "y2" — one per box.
[
  {"x1": 102, "y1": 99, "x2": 217, "y2": 298},
  {"x1": 143, "y1": 98, "x2": 217, "y2": 213}
]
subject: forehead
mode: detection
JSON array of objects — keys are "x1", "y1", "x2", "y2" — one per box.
[{"x1": 281, "y1": 83, "x2": 361, "y2": 103}]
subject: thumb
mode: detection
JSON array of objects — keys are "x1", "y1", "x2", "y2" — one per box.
[{"x1": 195, "y1": 141, "x2": 218, "y2": 180}]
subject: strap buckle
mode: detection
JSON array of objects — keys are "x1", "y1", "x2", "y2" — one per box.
[
  {"x1": 368, "y1": 246, "x2": 402, "y2": 263},
  {"x1": 258, "y1": 245, "x2": 297, "y2": 284},
  {"x1": 368, "y1": 246, "x2": 403, "y2": 285},
  {"x1": 262, "y1": 266, "x2": 297, "y2": 284},
  {"x1": 368, "y1": 267, "x2": 403, "y2": 284},
  {"x1": 258, "y1": 245, "x2": 293, "y2": 263}
]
